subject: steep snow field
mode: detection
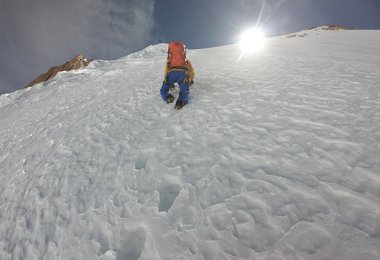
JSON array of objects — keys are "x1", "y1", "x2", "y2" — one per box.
[{"x1": 1, "y1": 28, "x2": 380, "y2": 260}]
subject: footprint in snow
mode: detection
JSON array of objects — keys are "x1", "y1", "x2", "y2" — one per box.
[
  {"x1": 158, "y1": 182, "x2": 182, "y2": 212},
  {"x1": 116, "y1": 227, "x2": 147, "y2": 260},
  {"x1": 134, "y1": 149, "x2": 154, "y2": 170}
]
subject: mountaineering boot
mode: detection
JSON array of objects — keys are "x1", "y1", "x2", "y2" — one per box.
[
  {"x1": 169, "y1": 85, "x2": 176, "y2": 92},
  {"x1": 175, "y1": 100, "x2": 186, "y2": 110},
  {"x1": 166, "y1": 94, "x2": 175, "y2": 104}
]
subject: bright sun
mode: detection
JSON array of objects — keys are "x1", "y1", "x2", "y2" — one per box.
[{"x1": 239, "y1": 28, "x2": 266, "y2": 53}]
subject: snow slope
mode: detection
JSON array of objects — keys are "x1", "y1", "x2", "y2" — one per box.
[{"x1": 1, "y1": 28, "x2": 380, "y2": 260}]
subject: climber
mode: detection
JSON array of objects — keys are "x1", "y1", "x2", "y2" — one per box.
[{"x1": 160, "y1": 41, "x2": 195, "y2": 110}]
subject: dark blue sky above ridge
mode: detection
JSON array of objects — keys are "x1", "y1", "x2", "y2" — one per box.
[
  {"x1": 154, "y1": 0, "x2": 380, "y2": 48},
  {"x1": 1, "y1": 0, "x2": 380, "y2": 94}
]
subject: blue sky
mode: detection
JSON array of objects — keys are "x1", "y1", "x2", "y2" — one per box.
[
  {"x1": 154, "y1": 0, "x2": 380, "y2": 48},
  {"x1": 1, "y1": 0, "x2": 380, "y2": 94}
]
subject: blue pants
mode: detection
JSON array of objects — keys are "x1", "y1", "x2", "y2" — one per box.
[{"x1": 160, "y1": 70, "x2": 189, "y2": 104}]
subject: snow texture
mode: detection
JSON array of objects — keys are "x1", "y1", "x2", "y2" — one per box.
[{"x1": 1, "y1": 28, "x2": 380, "y2": 260}]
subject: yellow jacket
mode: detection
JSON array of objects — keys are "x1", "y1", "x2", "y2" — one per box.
[{"x1": 164, "y1": 59, "x2": 195, "y2": 82}]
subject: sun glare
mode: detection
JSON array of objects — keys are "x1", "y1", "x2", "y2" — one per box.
[{"x1": 239, "y1": 28, "x2": 266, "y2": 53}]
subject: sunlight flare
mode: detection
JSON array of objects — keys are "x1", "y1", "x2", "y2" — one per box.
[{"x1": 239, "y1": 28, "x2": 266, "y2": 53}]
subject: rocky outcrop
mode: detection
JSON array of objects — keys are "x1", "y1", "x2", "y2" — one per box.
[
  {"x1": 286, "y1": 25, "x2": 351, "y2": 39},
  {"x1": 312, "y1": 25, "x2": 349, "y2": 31},
  {"x1": 326, "y1": 25, "x2": 349, "y2": 30},
  {"x1": 26, "y1": 54, "x2": 93, "y2": 87}
]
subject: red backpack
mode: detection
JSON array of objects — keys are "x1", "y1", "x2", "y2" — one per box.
[{"x1": 167, "y1": 41, "x2": 186, "y2": 68}]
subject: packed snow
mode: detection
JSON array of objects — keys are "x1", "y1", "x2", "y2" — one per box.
[{"x1": 1, "y1": 28, "x2": 380, "y2": 260}]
